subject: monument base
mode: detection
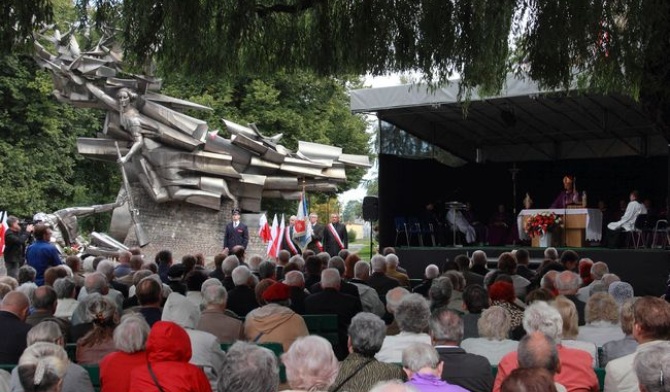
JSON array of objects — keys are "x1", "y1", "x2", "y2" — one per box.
[{"x1": 120, "y1": 183, "x2": 266, "y2": 264}]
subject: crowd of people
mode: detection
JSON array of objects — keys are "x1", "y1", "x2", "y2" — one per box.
[{"x1": 0, "y1": 227, "x2": 669, "y2": 392}]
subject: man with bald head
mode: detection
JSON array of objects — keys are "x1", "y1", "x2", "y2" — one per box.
[
  {"x1": 0, "y1": 291, "x2": 31, "y2": 363},
  {"x1": 114, "y1": 250, "x2": 133, "y2": 278}
]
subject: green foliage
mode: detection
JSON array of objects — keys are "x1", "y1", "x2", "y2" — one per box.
[
  {"x1": 342, "y1": 200, "x2": 362, "y2": 223},
  {"x1": 347, "y1": 229, "x2": 357, "y2": 243},
  {"x1": 0, "y1": 54, "x2": 119, "y2": 221}
]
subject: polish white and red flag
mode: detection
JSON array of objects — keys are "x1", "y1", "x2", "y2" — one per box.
[{"x1": 258, "y1": 213, "x2": 272, "y2": 243}]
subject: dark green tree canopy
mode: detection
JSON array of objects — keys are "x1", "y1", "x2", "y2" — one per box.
[{"x1": 2, "y1": 0, "x2": 666, "y2": 100}]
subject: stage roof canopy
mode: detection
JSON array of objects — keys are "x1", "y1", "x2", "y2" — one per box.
[{"x1": 350, "y1": 75, "x2": 667, "y2": 163}]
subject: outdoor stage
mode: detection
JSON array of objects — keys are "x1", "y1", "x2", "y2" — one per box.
[{"x1": 396, "y1": 246, "x2": 670, "y2": 297}]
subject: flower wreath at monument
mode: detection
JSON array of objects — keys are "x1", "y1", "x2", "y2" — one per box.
[{"x1": 524, "y1": 212, "x2": 562, "y2": 238}]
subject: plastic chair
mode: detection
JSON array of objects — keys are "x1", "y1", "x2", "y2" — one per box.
[
  {"x1": 407, "y1": 217, "x2": 423, "y2": 246},
  {"x1": 628, "y1": 214, "x2": 648, "y2": 249},
  {"x1": 652, "y1": 219, "x2": 670, "y2": 248},
  {"x1": 419, "y1": 222, "x2": 436, "y2": 246},
  {"x1": 394, "y1": 217, "x2": 409, "y2": 246}
]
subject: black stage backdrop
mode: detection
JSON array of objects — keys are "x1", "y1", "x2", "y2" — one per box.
[{"x1": 377, "y1": 154, "x2": 667, "y2": 247}]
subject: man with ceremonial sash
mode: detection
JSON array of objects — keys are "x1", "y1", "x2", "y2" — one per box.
[
  {"x1": 281, "y1": 215, "x2": 302, "y2": 255},
  {"x1": 323, "y1": 213, "x2": 348, "y2": 257},
  {"x1": 306, "y1": 213, "x2": 325, "y2": 253}
]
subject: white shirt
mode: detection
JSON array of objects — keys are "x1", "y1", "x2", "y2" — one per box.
[
  {"x1": 375, "y1": 332, "x2": 432, "y2": 363},
  {"x1": 607, "y1": 201, "x2": 646, "y2": 231},
  {"x1": 577, "y1": 321, "x2": 625, "y2": 348},
  {"x1": 461, "y1": 338, "x2": 518, "y2": 365},
  {"x1": 604, "y1": 340, "x2": 667, "y2": 392}
]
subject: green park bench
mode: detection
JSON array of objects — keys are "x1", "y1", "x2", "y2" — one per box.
[{"x1": 302, "y1": 314, "x2": 339, "y2": 346}]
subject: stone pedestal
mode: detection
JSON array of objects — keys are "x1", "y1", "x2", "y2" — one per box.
[{"x1": 121, "y1": 184, "x2": 266, "y2": 263}]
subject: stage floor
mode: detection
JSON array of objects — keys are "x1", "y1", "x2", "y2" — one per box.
[{"x1": 396, "y1": 246, "x2": 670, "y2": 297}]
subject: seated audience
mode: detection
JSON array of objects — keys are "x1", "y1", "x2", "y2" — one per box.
[
  {"x1": 470, "y1": 250, "x2": 489, "y2": 276},
  {"x1": 343, "y1": 254, "x2": 361, "y2": 280},
  {"x1": 133, "y1": 276, "x2": 163, "y2": 327},
  {"x1": 283, "y1": 270, "x2": 308, "y2": 315},
  {"x1": 577, "y1": 292, "x2": 625, "y2": 347},
  {"x1": 386, "y1": 254, "x2": 410, "y2": 288},
  {"x1": 282, "y1": 335, "x2": 339, "y2": 392},
  {"x1": 514, "y1": 249, "x2": 536, "y2": 282},
  {"x1": 367, "y1": 255, "x2": 400, "y2": 297},
  {"x1": 525, "y1": 288, "x2": 555, "y2": 304},
  {"x1": 76, "y1": 294, "x2": 119, "y2": 365},
  {"x1": 402, "y1": 343, "x2": 468, "y2": 392},
  {"x1": 376, "y1": 294, "x2": 432, "y2": 363},
  {"x1": 442, "y1": 271, "x2": 467, "y2": 313},
  {"x1": 428, "y1": 277, "x2": 454, "y2": 313},
  {"x1": 16, "y1": 343, "x2": 68, "y2": 392},
  {"x1": 72, "y1": 272, "x2": 122, "y2": 325},
  {"x1": 501, "y1": 368, "x2": 558, "y2": 392},
  {"x1": 454, "y1": 254, "x2": 485, "y2": 287},
  {"x1": 488, "y1": 281, "x2": 524, "y2": 338},
  {"x1": 429, "y1": 308, "x2": 493, "y2": 392},
  {"x1": 555, "y1": 271, "x2": 586, "y2": 325},
  {"x1": 601, "y1": 298, "x2": 638, "y2": 366},
  {"x1": 305, "y1": 268, "x2": 362, "y2": 360},
  {"x1": 462, "y1": 284, "x2": 490, "y2": 339},
  {"x1": 331, "y1": 312, "x2": 405, "y2": 391},
  {"x1": 129, "y1": 321, "x2": 212, "y2": 392},
  {"x1": 493, "y1": 301, "x2": 598, "y2": 392},
  {"x1": 25, "y1": 286, "x2": 70, "y2": 340},
  {"x1": 10, "y1": 320, "x2": 93, "y2": 392},
  {"x1": 53, "y1": 277, "x2": 78, "y2": 320},
  {"x1": 577, "y1": 261, "x2": 608, "y2": 303},
  {"x1": 461, "y1": 306, "x2": 519, "y2": 365},
  {"x1": 99, "y1": 314, "x2": 150, "y2": 392},
  {"x1": 385, "y1": 287, "x2": 411, "y2": 336},
  {"x1": 245, "y1": 281, "x2": 309, "y2": 352},
  {"x1": 218, "y1": 341, "x2": 279, "y2": 392},
  {"x1": 412, "y1": 264, "x2": 440, "y2": 298},
  {"x1": 227, "y1": 265, "x2": 259, "y2": 317},
  {"x1": 484, "y1": 252, "x2": 530, "y2": 299},
  {"x1": 197, "y1": 285, "x2": 244, "y2": 343},
  {"x1": 516, "y1": 332, "x2": 565, "y2": 391},
  {"x1": 608, "y1": 281, "x2": 634, "y2": 307},
  {"x1": 162, "y1": 293, "x2": 225, "y2": 391},
  {"x1": 604, "y1": 296, "x2": 670, "y2": 392},
  {"x1": 553, "y1": 295, "x2": 598, "y2": 367},
  {"x1": 185, "y1": 270, "x2": 209, "y2": 308},
  {"x1": 349, "y1": 261, "x2": 385, "y2": 317},
  {"x1": 633, "y1": 341, "x2": 670, "y2": 392}
]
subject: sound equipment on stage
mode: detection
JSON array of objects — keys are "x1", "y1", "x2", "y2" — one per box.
[{"x1": 362, "y1": 196, "x2": 379, "y2": 221}]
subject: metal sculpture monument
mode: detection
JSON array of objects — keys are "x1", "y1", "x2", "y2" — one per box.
[{"x1": 33, "y1": 28, "x2": 369, "y2": 256}]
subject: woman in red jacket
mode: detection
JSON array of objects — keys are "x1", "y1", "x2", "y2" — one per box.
[{"x1": 129, "y1": 321, "x2": 212, "y2": 392}]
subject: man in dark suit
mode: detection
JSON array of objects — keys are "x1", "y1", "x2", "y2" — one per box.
[
  {"x1": 430, "y1": 308, "x2": 493, "y2": 392},
  {"x1": 322, "y1": 213, "x2": 348, "y2": 257},
  {"x1": 0, "y1": 291, "x2": 32, "y2": 364},
  {"x1": 224, "y1": 208, "x2": 249, "y2": 251},
  {"x1": 281, "y1": 215, "x2": 302, "y2": 256},
  {"x1": 305, "y1": 268, "x2": 362, "y2": 360},
  {"x1": 226, "y1": 265, "x2": 258, "y2": 317},
  {"x1": 3, "y1": 215, "x2": 33, "y2": 279},
  {"x1": 367, "y1": 255, "x2": 400, "y2": 298},
  {"x1": 308, "y1": 257, "x2": 361, "y2": 306},
  {"x1": 306, "y1": 213, "x2": 325, "y2": 253}
]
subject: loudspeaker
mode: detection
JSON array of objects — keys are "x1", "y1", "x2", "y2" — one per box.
[{"x1": 362, "y1": 196, "x2": 379, "y2": 221}]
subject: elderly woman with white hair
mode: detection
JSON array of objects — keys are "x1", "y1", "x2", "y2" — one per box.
[
  {"x1": 493, "y1": 301, "x2": 599, "y2": 392},
  {"x1": 53, "y1": 277, "x2": 78, "y2": 320},
  {"x1": 376, "y1": 294, "x2": 432, "y2": 363},
  {"x1": 577, "y1": 292, "x2": 625, "y2": 347},
  {"x1": 460, "y1": 306, "x2": 519, "y2": 365},
  {"x1": 99, "y1": 314, "x2": 150, "y2": 392},
  {"x1": 10, "y1": 321, "x2": 94, "y2": 392},
  {"x1": 162, "y1": 292, "x2": 225, "y2": 391},
  {"x1": 16, "y1": 342, "x2": 69, "y2": 392},
  {"x1": 331, "y1": 313, "x2": 405, "y2": 392},
  {"x1": 281, "y1": 335, "x2": 339, "y2": 392}
]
